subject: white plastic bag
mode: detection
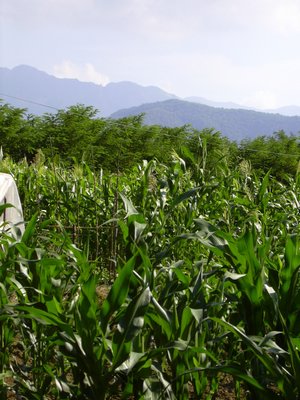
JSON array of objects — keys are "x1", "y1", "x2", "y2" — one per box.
[{"x1": 0, "y1": 173, "x2": 25, "y2": 235}]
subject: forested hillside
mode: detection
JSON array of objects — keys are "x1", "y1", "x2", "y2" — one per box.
[{"x1": 111, "y1": 99, "x2": 300, "y2": 141}]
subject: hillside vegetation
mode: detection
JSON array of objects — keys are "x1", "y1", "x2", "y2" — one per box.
[
  {"x1": 1, "y1": 102, "x2": 300, "y2": 399},
  {"x1": 111, "y1": 99, "x2": 300, "y2": 141},
  {"x1": 1, "y1": 102, "x2": 300, "y2": 178}
]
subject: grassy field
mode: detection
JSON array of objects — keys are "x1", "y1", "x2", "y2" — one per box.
[{"x1": 1, "y1": 151, "x2": 300, "y2": 399}]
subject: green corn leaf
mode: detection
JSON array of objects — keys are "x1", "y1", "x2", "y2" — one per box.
[
  {"x1": 0, "y1": 203, "x2": 13, "y2": 215},
  {"x1": 224, "y1": 271, "x2": 247, "y2": 281},
  {"x1": 280, "y1": 235, "x2": 300, "y2": 313},
  {"x1": 134, "y1": 221, "x2": 147, "y2": 241},
  {"x1": 278, "y1": 310, "x2": 300, "y2": 391},
  {"x1": 210, "y1": 365, "x2": 265, "y2": 391},
  {"x1": 190, "y1": 308, "x2": 204, "y2": 324},
  {"x1": 258, "y1": 170, "x2": 270, "y2": 206},
  {"x1": 180, "y1": 219, "x2": 228, "y2": 253},
  {"x1": 116, "y1": 351, "x2": 146, "y2": 373},
  {"x1": 171, "y1": 187, "x2": 201, "y2": 207},
  {"x1": 259, "y1": 330, "x2": 283, "y2": 347},
  {"x1": 173, "y1": 266, "x2": 190, "y2": 287},
  {"x1": 8, "y1": 276, "x2": 27, "y2": 298},
  {"x1": 120, "y1": 192, "x2": 139, "y2": 217},
  {"x1": 211, "y1": 317, "x2": 289, "y2": 382},
  {"x1": 151, "y1": 296, "x2": 171, "y2": 325},
  {"x1": 15, "y1": 304, "x2": 72, "y2": 335},
  {"x1": 46, "y1": 296, "x2": 63, "y2": 315},
  {"x1": 21, "y1": 212, "x2": 38, "y2": 244},
  {"x1": 112, "y1": 286, "x2": 151, "y2": 368},
  {"x1": 100, "y1": 254, "x2": 137, "y2": 332},
  {"x1": 146, "y1": 309, "x2": 172, "y2": 340},
  {"x1": 180, "y1": 306, "x2": 193, "y2": 338}
]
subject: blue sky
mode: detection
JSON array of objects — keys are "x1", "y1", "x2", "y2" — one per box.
[{"x1": 1, "y1": 0, "x2": 300, "y2": 109}]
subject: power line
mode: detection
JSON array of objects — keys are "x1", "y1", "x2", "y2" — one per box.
[{"x1": 0, "y1": 92, "x2": 59, "y2": 111}]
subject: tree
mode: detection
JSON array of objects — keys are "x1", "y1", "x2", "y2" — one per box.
[
  {"x1": 0, "y1": 101, "x2": 50, "y2": 162},
  {"x1": 239, "y1": 131, "x2": 300, "y2": 179},
  {"x1": 35, "y1": 105, "x2": 105, "y2": 164}
]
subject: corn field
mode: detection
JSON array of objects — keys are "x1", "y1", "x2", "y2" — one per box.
[{"x1": 1, "y1": 148, "x2": 300, "y2": 399}]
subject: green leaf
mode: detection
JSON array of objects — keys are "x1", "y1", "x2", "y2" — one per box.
[
  {"x1": 112, "y1": 287, "x2": 151, "y2": 368},
  {"x1": 120, "y1": 192, "x2": 139, "y2": 217},
  {"x1": 224, "y1": 271, "x2": 247, "y2": 281},
  {"x1": 278, "y1": 311, "x2": 300, "y2": 391},
  {"x1": 134, "y1": 221, "x2": 147, "y2": 241},
  {"x1": 116, "y1": 351, "x2": 146, "y2": 373},
  {"x1": 15, "y1": 305, "x2": 72, "y2": 335},
  {"x1": 211, "y1": 317, "x2": 290, "y2": 383},
  {"x1": 21, "y1": 212, "x2": 38, "y2": 244},
  {"x1": 171, "y1": 187, "x2": 201, "y2": 207},
  {"x1": 180, "y1": 307, "x2": 193, "y2": 337},
  {"x1": 190, "y1": 308, "x2": 204, "y2": 324},
  {"x1": 100, "y1": 254, "x2": 137, "y2": 332},
  {"x1": 173, "y1": 266, "x2": 189, "y2": 287}
]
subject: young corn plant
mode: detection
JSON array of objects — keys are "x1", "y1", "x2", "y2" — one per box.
[{"x1": 3, "y1": 147, "x2": 300, "y2": 399}]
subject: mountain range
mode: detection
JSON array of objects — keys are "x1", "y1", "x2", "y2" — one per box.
[
  {"x1": 1, "y1": 65, "x2": 300, "y2": 140},
  {"x1": 0, "y1": 65, "x2": 176, "y2": 116},
  {"x1": 111, "y1": 99, "x2": 300, "y2": 141}
]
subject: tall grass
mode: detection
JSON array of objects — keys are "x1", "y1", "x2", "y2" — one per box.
[{"x1": 1, "y1": 150, "x2": 300, "y2": 399}]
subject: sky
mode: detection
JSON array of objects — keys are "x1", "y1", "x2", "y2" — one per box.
[{"x1": 1, "y1": 0, "x2": 300, "y2": 109}]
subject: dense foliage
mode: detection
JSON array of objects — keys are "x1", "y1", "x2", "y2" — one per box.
[
  {"x1": 1, "y1": 102, "x2": 300, "y2": 399},
  {"x1": 1, "y1": 101, "x2": 300, "y2": 177}
]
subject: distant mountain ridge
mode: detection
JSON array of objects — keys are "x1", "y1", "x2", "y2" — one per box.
[
  {"x1": 185, "y1": 96, "x2": 300, "y2": 117},
  {"x1": 184, "y1": 96, "x2": 255, "y2": 111},
  {"x1": 111, "y1": 99, "x2": 300, "y2": 141},
  {"x1": 2, "y1": 65, "x2": 300, "y2": 117},
  {"x1": 265, "y1": 105, "x2": 300, "y2": 116},
  {"x1": 0, "y1": 65, "x2": 176, "y2": 116}
]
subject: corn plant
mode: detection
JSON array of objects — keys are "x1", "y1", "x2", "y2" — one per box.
[{"x1": 2, "y1": 149, "x2": 300, "y2": 399}]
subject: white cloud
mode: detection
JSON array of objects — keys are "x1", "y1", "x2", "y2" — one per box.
[
  {"x1": 269, "y1": 0, "x2": 300, "y2": 35},
  {"x1": 52, "y1": 61, "x2": 110, "y2": 86}
]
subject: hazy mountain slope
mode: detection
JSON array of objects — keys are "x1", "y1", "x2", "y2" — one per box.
[
  {"x1": 185, "y1": 96, "x2": 300, "y2": 117},
  {"x1": 184, "y1": 96, "x2": 254, "y2": 110},
  {"x1": 0, "y1": 65, "x2": 176, "y2": 116},
  {"x1": 265, "y1": 105, "x2": 300, "y2": 116},
  {"x1": 111, "y1": 99, "x2": 300, "y2": 141}
]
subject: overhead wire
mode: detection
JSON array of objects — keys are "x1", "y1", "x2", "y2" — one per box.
[{"x1": 0, "y1": 92, "x2": 59, "y2": 111}]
